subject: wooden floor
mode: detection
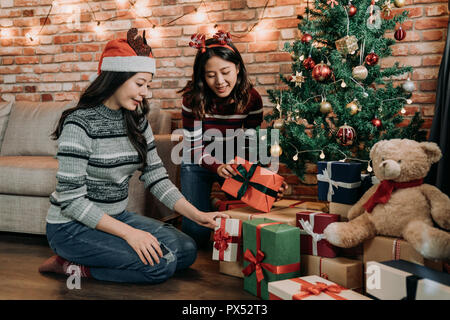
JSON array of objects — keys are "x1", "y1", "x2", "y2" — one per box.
[{"x1": 0, "y1": 231, "x2": 258, "y2": 300}]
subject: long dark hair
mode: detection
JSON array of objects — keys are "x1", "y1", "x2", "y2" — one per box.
[
  {"x1": 52, "y1": 71, "x2": 149, "y2": 166},
  {"x1": 178, "y1": 38, "x2": 253, "y2": 119}
]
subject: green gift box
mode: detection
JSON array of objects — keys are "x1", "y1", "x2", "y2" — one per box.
[{"x1": 242, "y1": 218, "x2": 301, "y2": 300}]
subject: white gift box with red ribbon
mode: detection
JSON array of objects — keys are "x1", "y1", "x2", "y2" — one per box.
[{"x1": 212, "y1": 218, "x2": 242, "y2": 262}]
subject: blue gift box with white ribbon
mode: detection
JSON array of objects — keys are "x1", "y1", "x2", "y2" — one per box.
[{"x1": 317, "y1": 161, "x2": 362, "y2": 205}]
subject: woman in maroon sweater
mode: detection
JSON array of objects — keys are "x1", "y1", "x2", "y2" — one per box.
[{"x1": 178, "y1": 32, "x2": 287, "y2": 247}]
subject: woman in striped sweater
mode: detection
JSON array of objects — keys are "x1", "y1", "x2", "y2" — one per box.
[
  {"x1": 38, "y1": 29, "x2": 229, "y2": 284},
  {"x1": 179, "y1": 31, "x2": 287, "y2": 247}
]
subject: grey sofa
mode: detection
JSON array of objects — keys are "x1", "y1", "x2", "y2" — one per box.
[{"x1": 0, "y1": 100, "x2": 180, "y2": 235}]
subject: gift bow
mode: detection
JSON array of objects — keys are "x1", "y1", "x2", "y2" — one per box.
[
  {"x1": 291, "y1": 279, "x2": 346, "y2": 300},
  {"x1": 213, "y1": 228, "x2": 231, "y2": 252},
  {"x1": 232, "y1": 164, "x2": 278, "y2": 200},
  {"x1": 242, "y1": 249, "x2": 268, "y2": 283},
  {"x1": 317, "y1": 162, "x2": 361, "y2": 201},
  {"x1": 299, "y1": 219, "x2": 326, "y2": 244},
  {"x1": 317, "y1": 168, "x2": 341, "y2": 200}
]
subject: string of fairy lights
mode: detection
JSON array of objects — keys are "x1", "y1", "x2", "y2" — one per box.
[{"x1": 3, "y1": 0, "x2": 273, "y2": 44}]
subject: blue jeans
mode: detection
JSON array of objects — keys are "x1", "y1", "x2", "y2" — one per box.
[
  {"x1": 180, "y1": 163, "x2": 226, "y2": 247},
  {"x1": 46, "y1": 211, "x2": 197, "y2": 284}
]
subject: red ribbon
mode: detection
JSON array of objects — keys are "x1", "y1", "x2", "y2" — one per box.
[
  {"x1": 213, "y1": 219, "x2": 241, "y2": 261},
  {"x1": 291, "y1": 278, "x2": 347, "y2": 300},
  {"x1": 289, "y1": 200, "x2": 305, "y2": 208},
  {"x1": 242, "y1": 222, "x2": 300, "y2": 297}
]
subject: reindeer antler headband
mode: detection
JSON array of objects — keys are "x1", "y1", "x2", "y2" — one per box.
[
  {"x1": 189, "y1": 30, "x2": 235, "y2": 53},
  {"x1": 95, "y1": 28, "x2": 155, "y2": 77}
]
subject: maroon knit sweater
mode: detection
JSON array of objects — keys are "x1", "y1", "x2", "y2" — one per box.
[{"x1": 182, "y1": 87, "x2": 264, "y2": 173}]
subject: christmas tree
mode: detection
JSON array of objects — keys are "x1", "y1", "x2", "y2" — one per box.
[{"x1": 264, "y1": 0, "x2": 426, "y2": 178}]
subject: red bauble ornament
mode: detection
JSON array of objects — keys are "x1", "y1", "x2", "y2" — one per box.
[
  {"x1": 394, "y1": 27, "x2": 406, "y2": 41},
  {"x1": 303, "y1": 56, "x2": 316, "y2": 70},
  {"x1": 336, "y1": 124, "x2": 356, "y2": 146},
  {"x1": 371, "y1": 118, "x2": 382, "y2": 128},
  {"x1": 365, "y1": 52, "x2": 379, "y2": 66},
  {"x1": 312, "y1": 62, "x2": 332, "y2": 82},
  {"x1": 301, "y1": 33, "x2": 313, "y2": 43},
  {"x1": 348, "y1": 5, "x2": 357, "y2": 17}
]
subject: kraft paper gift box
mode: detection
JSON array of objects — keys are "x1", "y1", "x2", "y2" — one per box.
[
  {"x1": 300, "y1": 254, "x2": 363, "y2": 290},
  {"x1": 296, "y1": 211, "x2": 340, "y2": 258},
  {"x1": 212, "y1": 218, "x2": 242, "y2": 262},
  {"x1": 363, "y1": 236, "x2": 443, "y2": 272},
  {"x1": 329, "y1": 202, "x2": 353, "y2": 221},
  {"x1": 273, "y1": 199, "x2": 329, "y2": 213},
  {"x1": 219, "y1": 257, "x2": 245, "y2": 279},
  {"x1": 221, "y1": 157, "x2": 284, "y2": 213},
  {"x1": 268, "y1": 275, "x2": 371, "y2": 300},
  {"x1": 243, "y1": 218, "x2": 300, "y2": 300},
  {"x1": 317, "y1": 161, "x2": 362, "y2": 205},
  {"x1": 365, "y1": 260, "x2": 450, "y2": 300}
]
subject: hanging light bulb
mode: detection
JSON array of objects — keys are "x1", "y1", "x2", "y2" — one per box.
[
  {"x1": 260, "y1": 135, "x2": 267, "y2": 141},
  {"x1": 341, "y1": 81, "x2": 347, "y2": 88},
  {"x1": 406, "y1": 99, "x2": 412, "y2": 104},
  {"x1": 401, "y1": 107, "x2": 406, "y2": 114},
  {"x1": 367, "y1": 161, "x2": 373, "y2": 173},
  {"x1": 194, "y1": 9, "x2": 207, "y2": 23},
  {"x1": 148, "y1": 25, "x2": 160, "y2": 38},
  {"x1": 94, "y1": 21, "x2": 104, "y2": 34},
  {"x1": 293, "y1": 153, "x2": 298, "y2": 161},
  {"x1": 319, "y1": 150, "x2": 325, "y2": 159}
]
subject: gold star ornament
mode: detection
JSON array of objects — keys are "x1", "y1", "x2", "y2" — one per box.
[{"x1": 290, "y1": 71, "x2": 305, "y2": 87}]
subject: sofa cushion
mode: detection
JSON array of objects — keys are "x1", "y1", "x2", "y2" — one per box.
[
  {"x1": 0, "y1": 156, "x2": 57, "y2": 197},
  {"x1": 0, "y1": 101, "x2": 76, "y2": 156},
  {"x1": 0, "y1": 101, "x2": 13, "y2": 151}
]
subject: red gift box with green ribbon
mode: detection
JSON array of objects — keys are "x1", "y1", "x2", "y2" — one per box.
[
  {"x1": 221, "y1": 157, "x2": 284, "y2": 213},
  {"x1": 242, "y1": 218, "x2": 300, "y2": 300}
]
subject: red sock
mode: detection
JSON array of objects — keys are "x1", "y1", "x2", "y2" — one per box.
[{"x1": 39, "y1": 255, "x2": 91, "y2": 278}]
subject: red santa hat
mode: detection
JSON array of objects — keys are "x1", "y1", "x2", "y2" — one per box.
[{"x1": 92, "y1": 28, "x2": 155, "y2": 80}]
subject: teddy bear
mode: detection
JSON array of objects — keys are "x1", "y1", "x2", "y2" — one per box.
[{"x1": 323, "y1": 138, "x2": 450, "y2": 260}]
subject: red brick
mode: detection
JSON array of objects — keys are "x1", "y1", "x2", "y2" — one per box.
[
  {"x1": 419, "y1": 80, "x2": 437, "y2": 91},
  {"x1": 248, "y1": 42, "x2": 279, "y2": 52},
  {"x1": 54, "y1": 34, "x2": 80, "y2": 44},
  {"x1": 41, "y1": 93, "x2": 53, "y2": 102},
  {"x1": 409, "y1": 42, "x2": 445, "y2": 55},
  {"x1": 425, "y1": 4, "x2": 449, "y2": 16},
  {"x1": 15, "y1": 56, "x2": 39, "y2": 64},
  {"x1": 422, "y1": 30, "x2": 444, "y2": 41},
  {"x1": 423, "y1": 55, "x2": 443, "y2": 66},
  {"x1": 76, "y1": 44, "x2": 100, "y2": 52},
  {"x1": 415, "y1": 17, "x2": 449, "y2": 29}
]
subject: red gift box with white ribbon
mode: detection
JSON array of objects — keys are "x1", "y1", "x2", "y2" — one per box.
[{"x1": 296, "y1": 211, "x2": 340, "y2": 258}]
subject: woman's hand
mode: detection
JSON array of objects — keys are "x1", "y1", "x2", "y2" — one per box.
[
  {"x1": 217, "y1": 163, "x2": 237, "y2": 179},
  {"x1": 123, "y1": 228, "x2": 163, "y2": 266},
  {"x1": 193, "y1": 211, "x2": 230, "y2": 229},
  {"x1": 276, "y1": 181, "x2": 288, "y2": 201}
]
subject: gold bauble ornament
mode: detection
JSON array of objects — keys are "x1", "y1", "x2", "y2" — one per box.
[
  {"x1": 394, "y1": 0, "x2": 405, "y2": 8},
  {"x1": 320, "y1": 100, "x2": 332, "y2": 114},
  {"x1": 352, "y1": 65, "x2": 368, "y2": 81},
  {"x1": 270, "y1": 143, "x2": 283, "y2": 157},
  {"x1": 273, "y1": 119, "x2": 285, "y2": 130},
  {"x1": 346, "y1": 100, "x2": 359, "y2": 115}
]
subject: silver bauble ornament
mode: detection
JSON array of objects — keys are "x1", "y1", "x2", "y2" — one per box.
[
  {"x1": 352, "y1": 65, "x2": 368, "y2": 81},
  {"x1": 402, "y1": 78, "x2": 415, "y2": 92}
]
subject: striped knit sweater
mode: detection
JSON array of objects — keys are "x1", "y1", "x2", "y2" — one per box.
[
  {"x1": 182, "y1": 87, "x2": 264, "y2": 173},
  {"x1": 46, "y1": 104, "x2": 184, "y2": 229}
]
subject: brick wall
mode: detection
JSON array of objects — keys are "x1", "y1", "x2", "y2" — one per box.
[{"x1": 0, "y1": 0, "x2": 448, "y2": 200}]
